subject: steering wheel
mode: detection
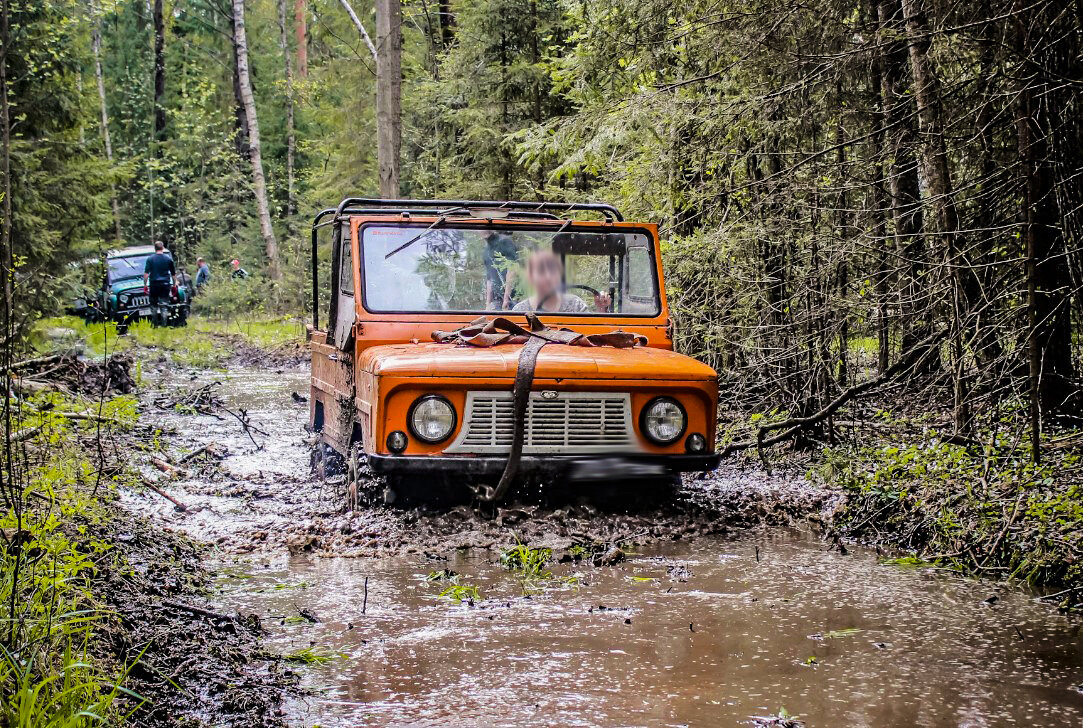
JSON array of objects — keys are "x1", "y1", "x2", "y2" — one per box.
[
  {"x1": 537, "y1": 283, "x2": 602, "y2": 310},
  {"x1": 565, "y1": 284, "x2": 601, "y2": 297}
]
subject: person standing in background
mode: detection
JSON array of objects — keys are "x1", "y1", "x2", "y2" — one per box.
[
  {"x1": 143, "y1": 241, "x2": 176, "y2": 327},
  {"x1": 195, "y1": 257, "x2": 211, "y2": 290},
  {"x1": 231, "y1": 259, "x2": 250, "y2": 280}
]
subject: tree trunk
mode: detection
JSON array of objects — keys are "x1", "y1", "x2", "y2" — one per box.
[
  {"x1": 899, "y1": 0, "x2": 970, "y2": 433},
  {"x1": 152, "y1": 0, "x2": 166, "y2": 141},
  {"x1": 338, "y1": 0, "x2": 377, "y2": 61},
  {"x1": 294, "y1": 0, "x2": 307, "y2": 78},
  {"x1": 375, "y1": 0, "x2": 401, "y2": 198},
  {"x1": 1016, "y1": 6, "x2": 1075, "y2": 457},
  {"x1": 232, "y1": 0, "x2": 281, "y2": 279},
  {"x1": 437, "y1": 0, "x2": 453, "y2": 47},
  {"x1": 228, "y1": 6, "x2": 250, "y2": 160},
  {"x1": 276, "y1": 0, "x2": 298, "y2": 224},
  {"x1": 91, "y1": 7, "x2": 122, "y2": 242},
  {"x1": 876, "y1": 0, "x2": 928, "y2": 359}
]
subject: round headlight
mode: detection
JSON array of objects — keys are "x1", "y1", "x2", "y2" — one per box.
[
  {"x1": 408, "y1": 395, "x2": 456, "y2": 444},
  {"x1": 641, "y1": 397, "x2": 687, "y2": 445}
]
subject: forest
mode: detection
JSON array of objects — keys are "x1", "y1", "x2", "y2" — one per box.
[{"x1": 2, "y1": 0, "x2": 1083, "y2": 725}]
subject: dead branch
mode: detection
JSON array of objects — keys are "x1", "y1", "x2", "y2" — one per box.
[
  {"x1": 139, "y1": 476, "x2": 189, "y2": 512},
  {"x1": 720, "y1": 331, "x2": 948, "y2": 458}
]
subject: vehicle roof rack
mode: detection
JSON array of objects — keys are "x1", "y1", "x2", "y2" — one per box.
[
  {"x1": 332, "y1": 197, "x2": 624, "y2": 222},
  {"x1": 308, "y1": 198, "x2": 624, "y2": 330}
]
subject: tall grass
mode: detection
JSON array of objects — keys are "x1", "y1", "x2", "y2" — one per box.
[{"x1": 1, "y1": 392, "x2": 141, "y2": 726}]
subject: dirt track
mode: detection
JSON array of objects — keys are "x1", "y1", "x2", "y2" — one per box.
[{"x1": 123, "y1": 362, "x2": 837, "y2": 559}]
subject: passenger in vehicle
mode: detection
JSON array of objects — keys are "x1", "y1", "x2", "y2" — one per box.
[
  {"x1": 512, "y1": 249, "x2": 611, "y2": 313},
  {"x1": 483, "y1": 229, "x2": 519, "y2": 310}
]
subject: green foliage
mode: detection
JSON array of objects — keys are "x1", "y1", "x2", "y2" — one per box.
[
  {"x1": 499, "y1": 542, "x2": 553, "y2": 577},
  {"x1": 282, "y1": 647, "x2": 346, "y2": 665},
  {"x1": 438, "y1": 583, "x2": 481, "y2": 604},
  {"x1": 826, "y1": 427, "x2": 1083, "y2": 586},
  {"x1": 1, "y1": 393, "x2": 144, "y2": 726}
]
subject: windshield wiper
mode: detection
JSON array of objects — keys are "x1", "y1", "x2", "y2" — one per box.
[{"x1": 383, "y1": 207, "x2": 469, "y2": 259}]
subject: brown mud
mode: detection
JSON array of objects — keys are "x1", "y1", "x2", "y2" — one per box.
[
  {"x1": 89, "y1": 502, "x2": 295, "y2": 727},
  {"x1": 125, "y1": 364, "x2": 836, "y2": 559}
]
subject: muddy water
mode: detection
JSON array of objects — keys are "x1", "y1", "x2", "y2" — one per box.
[
  {"x1": 131, "y1": 365, "x2": 1083, "y2": 726},
  {"x1": 218, "y1": 533, "x2": 1083, "y2": 727}
]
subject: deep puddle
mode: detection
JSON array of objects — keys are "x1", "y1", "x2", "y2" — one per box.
[{"x1": 218, "y1": 532, "x2": 1083, "y2": 727}]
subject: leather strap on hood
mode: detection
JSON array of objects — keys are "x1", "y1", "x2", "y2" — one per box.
[{"x1": 431, "y1": 315, "x2": 646, "y2": 503}]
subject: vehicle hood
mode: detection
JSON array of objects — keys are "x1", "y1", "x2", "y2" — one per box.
[
  {"x1": 359, "y1": 342, "x2": 717, "y2": 381},
  {"x1": 110, "y1": 278, "x2": 145, "y2": 294}
]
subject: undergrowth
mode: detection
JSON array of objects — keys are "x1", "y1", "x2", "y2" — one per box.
[
  {"x1": 32, "y1": 315, "x2": 305, "y2": 369},
  {"x1": 1, "y1": 391, "x2": 142, "y2": 725},
  {"x1": 820, "y1": 422, "x2": 1083, "y2": 588}
]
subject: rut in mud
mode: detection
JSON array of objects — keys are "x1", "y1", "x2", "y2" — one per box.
[{"x1": 123, "y1": 359, "x2": 1083, "y2": 727}]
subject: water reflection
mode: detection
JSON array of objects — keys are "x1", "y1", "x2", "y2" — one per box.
[{"x1": 218, "y1": 531, "x2": 1083, "y2": 727}]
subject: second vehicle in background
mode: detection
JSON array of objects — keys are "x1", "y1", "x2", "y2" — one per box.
[{"x1": 84, "y1": 245, "x2": 190, "y2": 331}]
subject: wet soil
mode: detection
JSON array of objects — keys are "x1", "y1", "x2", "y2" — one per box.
[
  {"x1": 126, "y1": 366, "x2": 834, "y2": 559},
  {"x1": 89, "y1": 503, "x2": 295, "y2": 727},
  {"x1": 220, "y1": 532, "x2": 1083, "y2": 727},
  {"x1": 124, "y1": 359, "x2": 1083, "y2": 727}
]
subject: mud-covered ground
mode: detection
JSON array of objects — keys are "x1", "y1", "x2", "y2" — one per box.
[
  {"x1": 91, "y1": 502, "x2": 296, "y2": 727},
  {"x1": 124, "y1": 361, "x2": 836, "y2": 560}
]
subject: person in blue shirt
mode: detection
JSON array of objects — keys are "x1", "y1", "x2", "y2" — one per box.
[
  {"x1": 143, "y1": 241, "x2": 175, "y2": 326},
  {"x1": 195, "y1": 257, "x2": 211, "y2": 290}
]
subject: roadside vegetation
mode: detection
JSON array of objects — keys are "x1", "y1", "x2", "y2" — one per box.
[
  {"x1": 1, "y1": 392, "x2": 139, "y2": 726},
  {"x1": 32, "y1": 315, "x2": 308, "y2": 370}
]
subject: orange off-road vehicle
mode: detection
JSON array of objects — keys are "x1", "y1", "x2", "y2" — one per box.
[{"x1": 308, "y1": 198, "x2": 719, "y2": 505}]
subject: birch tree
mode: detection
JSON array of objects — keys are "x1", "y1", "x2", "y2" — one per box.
[{"x1": 231, "y1": 0, "x2": 281, "y2": 279}]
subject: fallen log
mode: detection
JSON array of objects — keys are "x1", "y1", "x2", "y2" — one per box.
[
  {"x1": 8, "y1": 353, "x2": 64, "y2": 372},
  {"x1": 177, "y1": 442, "x2": 222, "y2": 464},
  {"x1": 140, "y1": 476, "x2": 189, "y2": 512},
  {"x1": 151, "y1": 457, "x2": 190, "y2": 478}
]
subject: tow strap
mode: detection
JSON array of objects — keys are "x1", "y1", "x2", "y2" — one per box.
[{"x1": 432, "y1": 315, "x2": 646, "y2": 503}]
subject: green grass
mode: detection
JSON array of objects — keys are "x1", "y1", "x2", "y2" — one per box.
[
  {"x1": 1, "y1": 392, "x2": 145, "y2": 727},
  {"x1": 282, "y1": 647, "x2": 346, "y2": 665},
  {"x1": 438, "y1": 584, "x2": 481, "y2": 604},
  {"x1": 31, "y1": 314, "x2": 306, "y2": 368}
]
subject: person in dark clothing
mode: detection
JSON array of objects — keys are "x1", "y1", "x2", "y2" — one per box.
[
  {"x1": 143, "y1": 241, "x2": 175, "y2": 327},
  {"x1": 483, "y1": 230, "x2": 519, "y2": 309},
  {"x1": 194, "y1": 257, "x2": 211, "y2": 289}
]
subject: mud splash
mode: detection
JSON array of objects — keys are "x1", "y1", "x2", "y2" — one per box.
[{"x1": 125, "y1": 364, "x2": 833, "y2": 557}]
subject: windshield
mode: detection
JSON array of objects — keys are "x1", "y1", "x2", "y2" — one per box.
[
  {"x1": 108, "y1": 255, "x2": 149, "y2": 282},
  {"x1": 360, "y1": 225, "x2": 661, "y2": 316}
]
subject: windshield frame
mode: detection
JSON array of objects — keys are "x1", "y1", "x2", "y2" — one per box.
[
  {"x1": 355, "y1": 220, "x2": 664, "y2": 319},
  {"x1": 107, "y1": 254, "x2": 150, "y2": 283}
]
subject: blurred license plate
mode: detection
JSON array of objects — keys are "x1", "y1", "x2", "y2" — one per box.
[
  {"x1": 570, "y1": 458, "x2": 665, "y2": 481},
  {"x1": 138, "y1": 308, "x2": 152, "y2": 316}
]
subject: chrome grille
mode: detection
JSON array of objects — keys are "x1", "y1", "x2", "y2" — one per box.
[
  {"x1": 121, "y1": 294, "x2": 150, "y2": 308},
  {"x1": 445, "y1": 391, "x2": 634, "y2": 454}
]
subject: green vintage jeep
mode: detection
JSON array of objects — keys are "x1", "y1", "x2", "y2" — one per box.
[{"x1": 86, "y1": 246, "x2": 190, "y2": 330}]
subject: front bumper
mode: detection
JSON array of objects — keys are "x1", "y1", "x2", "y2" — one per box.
[{"x1": 367, "y1": 453, "x2": 720, "y2": 480}]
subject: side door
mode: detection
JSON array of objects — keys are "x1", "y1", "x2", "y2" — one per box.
[{"x1": 310, "y1": 219, "x2": 360, "y2": 453}]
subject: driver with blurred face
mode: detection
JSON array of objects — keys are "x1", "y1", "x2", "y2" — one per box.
[{"x1": 513, "y1": 249, "x2": 611, "y2": 313}]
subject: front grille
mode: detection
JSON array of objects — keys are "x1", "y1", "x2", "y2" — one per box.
[
  {"x1": 121, "y1": 294, "x2": 150, "y2": 308},
  {"x1": 444, "y1": 391, "x2": 634, "y2": 454}
]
